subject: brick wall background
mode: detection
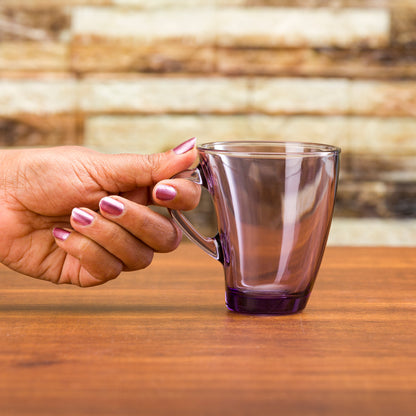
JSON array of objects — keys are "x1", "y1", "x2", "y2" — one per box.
[{"x1": 0, "y1": 0, "x2": 415, "y2": 245}]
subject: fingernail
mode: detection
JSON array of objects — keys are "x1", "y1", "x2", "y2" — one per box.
[
  {"x1": 53, "y1": 228, "x2": 71, "y2": 241},
  {"x1": 72, "y1": 208, "x2": 94, "y2": 226},
  {"x1": 99, "y1": 197, "x2": 125, "y2": 216},
  {"x1": 155, "y1": 184, "x2": 177, "y2": 201},
  {"x1": 173, "y1": 137, "x2": 196, "y2": 155}
]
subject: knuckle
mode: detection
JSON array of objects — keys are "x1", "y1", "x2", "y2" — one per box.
[
  {"x1": 158, "y1": 226, "x2": 182, "y2": 253},
  {"x1": 140, "y1": 153, "x2": 164, "y2": 184},
  {"x1": 142, "y1": 250, "x2": 154, "y2": 268},
  {"x1": 97, "y1": 261, "x2": 123, "y2": 283},
  {"x1": 77, "y1": 238, "x2": 91, "y2": 263},
  {"x1": 139, "y1": 249, "x2": 154, "y2": 269},
  {"x1": 128, "y1": 249, "x2": 154, "y2": 271},
  {"x1": 76, "y1": 238, "x2": 122, "y2": 283},
  {"x1": 106, "y1": 262, "x2": 123, "y2": 281},
  {"x1": 134, "y1": 207, "x2": 151, "y2": 230}
]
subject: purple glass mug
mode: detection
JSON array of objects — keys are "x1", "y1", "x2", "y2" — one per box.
[{"x1": 170, "y1": 141, "x2": 340, "y2": 315}]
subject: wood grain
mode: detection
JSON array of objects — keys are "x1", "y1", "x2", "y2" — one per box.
[{"x1": 0, "y1": 244, "x2": 415, "y2": 416}]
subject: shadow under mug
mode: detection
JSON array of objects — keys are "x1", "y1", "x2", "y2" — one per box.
[{"x1": 170, "y1": 141, "x2": 340, "y2": 315}]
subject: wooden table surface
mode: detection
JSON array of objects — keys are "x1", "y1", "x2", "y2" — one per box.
[{"x1": 0, "y1": 244, "x2": 415, "y2": 416}]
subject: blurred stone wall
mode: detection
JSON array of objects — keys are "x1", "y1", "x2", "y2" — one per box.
[{"x1": 0, "y1": 0, "x2": 415, "y2": 245}]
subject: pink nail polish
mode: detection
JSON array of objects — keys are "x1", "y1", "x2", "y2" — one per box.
[
  {"x1": 100, "y1": 197, "x2": 125, "y2": 216},
  {"x1": 53, "y1": 228, "x2": 71, "y2": 241},
  {"x1": 155, "y1": 184, "x2": 177, "y2": 201},
  {"x1": 72, "y1": 208, "x2": 94, "y2": 226},
  {"x1": 173, "y1": 137, "x2": 196, "y2": 155}
]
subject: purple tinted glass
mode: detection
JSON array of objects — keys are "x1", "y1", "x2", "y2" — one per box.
[{"x1": 171, "y1": 141, "x2": 340, "y2": 314}]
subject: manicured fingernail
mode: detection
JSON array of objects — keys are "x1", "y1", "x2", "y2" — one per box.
[
  {"x1": 99, "y1": 197, "x2": 125, "y2": 216},
  {"x1": 173, "y1": 137, "x2": 196, "y2": 155},
  {"x1": 155, "y1": 184, "x2": 177, "y2": 201},
  {"x1": 72, "y1": 208, "x2": 94, "y2": 226},
  {"x1": 53, "y1": 228, "x2": 71, "y2": 241}
]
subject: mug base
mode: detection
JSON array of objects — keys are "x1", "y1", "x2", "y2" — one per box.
[{"x1": 225, "y1": 287, "x2": 309, "y2": 315}]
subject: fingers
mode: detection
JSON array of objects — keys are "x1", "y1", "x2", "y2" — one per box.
[
  {"x1": 153, "y1": 178, "x2": 201, "y2": 210},
  {"x1": 52, "y1": 196, "x2": 184, "y2": 285},
  {"x1": 52, "y1": 227, "x2": 124, "y2": 286},
  {"x1": 70, "y1": 206, "x2": 157, "y2": 269},
  {"x1": 97, "y1": 197, "x2": 182, "y2": 254},
  {"x1": 90, "y1": 137, "x2": 198, "y2": 193}
]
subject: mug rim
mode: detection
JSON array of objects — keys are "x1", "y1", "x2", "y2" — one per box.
[{"x1": 198, "y1": 140, "x2": 341, "y2": 156}]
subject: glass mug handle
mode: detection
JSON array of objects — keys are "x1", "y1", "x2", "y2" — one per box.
[{"x1": 168, "y1": 166, "x2": 223, "y2": 262}]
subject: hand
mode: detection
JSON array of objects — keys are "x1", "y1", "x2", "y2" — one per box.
[{"x1": 0, "y1": 138, "x2": 199, "y2": 286}]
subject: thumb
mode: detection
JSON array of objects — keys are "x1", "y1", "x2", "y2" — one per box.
[{"x1": 92, "y1": 137, "x2": 198, "y2": 193}]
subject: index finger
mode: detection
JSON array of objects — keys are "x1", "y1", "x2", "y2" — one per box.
[{"x1": 153, "y1": 178, "x2": 201, "y2": 211}]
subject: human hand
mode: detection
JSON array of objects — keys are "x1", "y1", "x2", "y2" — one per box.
[{"x1": 0, "y1": 138, "x2": 199, "y2": 286}]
